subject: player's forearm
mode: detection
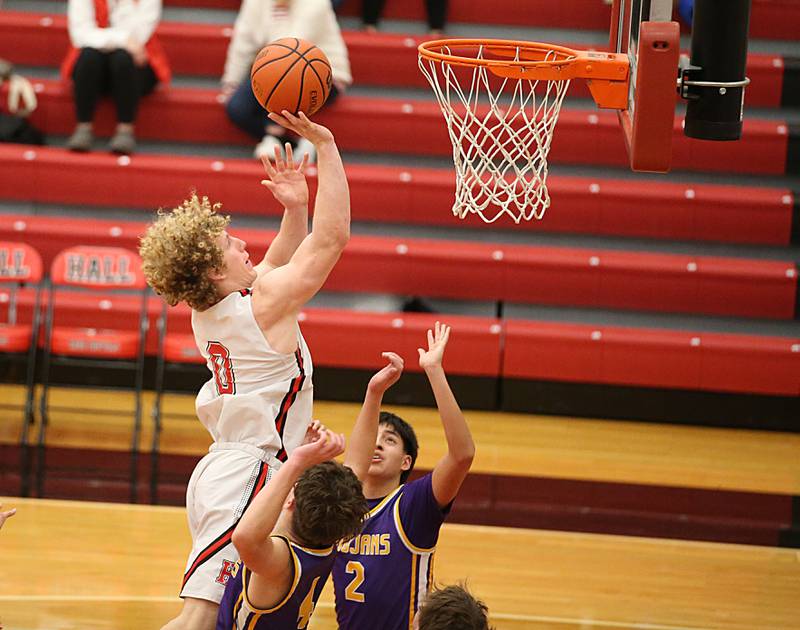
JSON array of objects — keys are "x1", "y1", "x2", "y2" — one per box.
[
  {"x1": 343, "y1": 388, "x2": 383, "y2": 480},
  {"x1": 425, "y1": 366, "x2": 475, "y2": 464},
  {"x1": 232, "y1": 460, "x2": 303, "y2": 553},
  {"x1": 310, "y1": 140, "x2": 350, "y2": 250},
  {"x1": 262, "y1": 205, "x2": 309, "y2": 269}
]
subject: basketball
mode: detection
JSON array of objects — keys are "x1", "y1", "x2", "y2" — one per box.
[{"x1": 250, "y1": 37, "x2": 333, "y2": 116}]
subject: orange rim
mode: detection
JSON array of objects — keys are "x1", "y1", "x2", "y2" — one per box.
[
  {"x1": 418, "y1": 38, "x2": 580, "y2": 71},
  {"x1": 419, "y1": 37, "x2": 630, "y2": 109}
]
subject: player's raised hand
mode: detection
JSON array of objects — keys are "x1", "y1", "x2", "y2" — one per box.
[
  {"x1": 292, "y1": 428, "x2": 345, "y2": 469},
  {"x1": 418, "y1": 321, "x2": 451, "y2": 371},
  {"x1": 368, "y1": 352, "x2": 404, "y2": 395},
  {"x1": 0, "y1": 503, "x2": 16, "y2": 530},
  {"x1": 268, "y1": 110, "x2": 334, "y2": 147},
  {"x1": 300, "y1": 419, "x2": 326, "y2": 446},
  {"x1": 260, "y1": 142, "x2": 309, "y2": 211}
]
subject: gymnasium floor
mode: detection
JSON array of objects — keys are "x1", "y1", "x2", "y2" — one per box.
[
  {"x1": 3, "y1": 385, "x2": 800, "y2": 494},
  {"x1": 1, "y1": 496, "x2": 798, "y2": 630},
  {"x1": 0, "y1": 0, "x2": 798, "y2": 628},
  {"x1": 1, "y1": 387, "x2": 799, "y2": 629}
]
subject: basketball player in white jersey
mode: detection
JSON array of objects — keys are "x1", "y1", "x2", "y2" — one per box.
[{"x1": 140, "y1": 110, "x2": 349, "y2": 630}]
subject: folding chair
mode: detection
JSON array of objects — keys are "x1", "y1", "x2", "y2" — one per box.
[
  {"x1": 0, "y1": 241, "x2": 43, "y2": 496},
  {"x1": 36, "y1": 246, "x2": 149, "y2": 502},
  {"x1": 150, "y1": 305, "x2": 204, "y2": 504}
]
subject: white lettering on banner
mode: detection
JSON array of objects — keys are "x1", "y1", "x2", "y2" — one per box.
[
  {"x1": 0, "y1": 248, "x2": 31, "y2": 279},
  {"x1": 64, "y1": 254, "x2": 135, "y2": 285},
  {"x1": 68, "y1": 339, "x2": 122, "y2": 352}
]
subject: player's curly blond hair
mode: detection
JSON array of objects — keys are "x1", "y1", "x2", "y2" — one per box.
[{"x1": 139, "y1": 194, "x2": 230, "y2": 311}]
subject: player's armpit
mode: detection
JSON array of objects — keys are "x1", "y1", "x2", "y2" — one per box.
[
  {"x1": 239, "y1": 538, "x2": 296, "y2": 610},
  {"x1": 251, "y1": 233, "x2": 345, "y2": 324},
  {"x1": 233, "y1": 532, "x2": 292, "y2": 582},
  {"x1": 430, "y1": 453, "x2": 473, "y2": 508}
]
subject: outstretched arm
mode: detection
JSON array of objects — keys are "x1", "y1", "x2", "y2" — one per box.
[
  {"x1": 255, "y1": 144, "x2": 310, "y2": 275},
  {"x1": 0, "y1": 503, "x2": 16, "y2": 530},
  {"x1": 252, "y1": 112, "x2": 350, "y2": 323},
  {"x1": 231, "y1": 429, "x2": 346, "y2": 577},
  {"x1": 419, "y1": 322, "x2": 476, "y2": 508},
  {"x1": 344, "y1": 352, "x2": 404, "y2": 480}
]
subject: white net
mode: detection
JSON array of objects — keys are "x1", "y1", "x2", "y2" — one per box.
[{"x1": 419, "y1": 43, "x2": 571, "y2": 223}]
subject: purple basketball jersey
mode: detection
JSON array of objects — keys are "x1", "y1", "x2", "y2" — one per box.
[
  {"x1": 332, "y1": 474, "x2": 450, "y2": 630},
  {"x1": 216, "y1": 536, "x2": 334, "y2": 630}
]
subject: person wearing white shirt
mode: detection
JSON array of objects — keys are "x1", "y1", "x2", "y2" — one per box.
[
  {"x1": 221, "y1": 0, "x2": 352, "y2": 163},
  {"x1": 62, "y1": 0, "x2": 170, "y2": 154}
]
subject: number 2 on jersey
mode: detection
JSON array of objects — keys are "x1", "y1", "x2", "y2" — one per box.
[
  {"x1": 344, "y1": 561, "x2": 366, "y2": 603},
  {"x1": 207, "y1": 341, "x2": 235, "y2": 395}
]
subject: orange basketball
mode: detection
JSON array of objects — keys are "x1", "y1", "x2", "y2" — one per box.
[{"x1": 250, "y1": 38, "x2": 332, "y2": 117}]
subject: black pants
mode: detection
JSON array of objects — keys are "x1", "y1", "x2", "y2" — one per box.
[
  {"x1": 362, "y1": 0, "x2": 448, "y2": 30},
  {"x1": 72, "y1": 48, "x2": 158, "y2": 124}
]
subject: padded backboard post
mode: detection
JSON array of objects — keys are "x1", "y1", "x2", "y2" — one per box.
[{"x1": 611, "y1": 0, "x2": 680, "y2": 172}]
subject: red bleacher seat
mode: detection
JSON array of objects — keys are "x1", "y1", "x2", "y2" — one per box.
[
  {"x1": 503, "y1": 320, "x2": 800, "y2": 396},
  {"x1": 0, "y1": 148, "x2": 793, "y2": 245},
  {"x1": 36, "y1": 245, "x2": 151, "y2": 501},
  {"x1": 23, "y1": 0, "x2": 799, "y2": 41},
  {"x1": 0, "y1": 241, "x2": 43, "y2": 353},
  {"x1": 163, "y1": 333, "x2": 203, "y2": 364},
  {"x1": 0, "y1": 325, "x2": 33, "y2": 353},
  {"x1": 10, "y1": 77, "x2": 791, "y2": 175},
  {"x1": 6, "y1": 273, "x2": 796, "y2": 397},
  {"x1": 45, "y1": 247, "x2": 149, "y2": 359},
  {"x1": 0, "y1": 241, "x2": 43, "y2": 497},
  {"x1": 300, "y1": 310, "x2": 502, "y2": 376},
  {"x1": 2, "y1": 215, "x2": 796, "y2": 320},
  {"x1": 49, "y1": 326, "x2": 141, "y2": 359},
  {"x1": 0, "y1": 12, "x2": 788, "y2": 107}
]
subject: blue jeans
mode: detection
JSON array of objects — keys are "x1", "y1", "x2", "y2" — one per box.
[
  {"x1": 678, "y1": 0, "x2": 694, "y2": 25},
  {"x1": 226, "y1": 78, "x2": 340, "y2": 140}
]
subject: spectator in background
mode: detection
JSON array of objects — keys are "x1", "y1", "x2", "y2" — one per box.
[
  {"x1": 677, "y1": 0, "x2": 694, "y2": 25},
  {"x1": 62, "y1": 0, "x2": 171, "y2": 155},
  {"x1": 221, "y1": 0, "x2": 352, "y2": 163},
  {"x1": 601, "y1": 0, "x2": 693, "y2": 27},
  {"x1": 0, "y1": 58, "x2": 37, "y2": 118},
  {"x1": 0, "y1": 57, "x2": 42, "y2": 145},
  {"x1": 362, "y1": 0, "x2": 448, "y2": 36}
]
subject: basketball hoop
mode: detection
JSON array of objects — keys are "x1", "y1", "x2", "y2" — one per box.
[{"x1": 419, "y1": 39, "x2": 629, "y2": 223}]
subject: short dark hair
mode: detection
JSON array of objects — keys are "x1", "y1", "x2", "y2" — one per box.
[
  {"x1": 417, "y1": 585, "x2": 492, "y2": 630},
  {"x1": 379, "y1": 411, "x2": 418, "y2": 484},
  {"x1": 291, "y1": 461, "x2": 368, "y2": 549}
]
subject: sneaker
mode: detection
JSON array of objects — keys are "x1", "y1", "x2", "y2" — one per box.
[
  {"x1": 66, "y1": 125, "x2": 93, "y2": 152},
  {"x1": 109, "y1": 128, "x2": 136, "y2": 155},
  {"x1": 254, "y1": 134, "x2": 283, "y2": 160},
  {"x1": 294, "y1": 137, "x2": 316, "y2": 164}
]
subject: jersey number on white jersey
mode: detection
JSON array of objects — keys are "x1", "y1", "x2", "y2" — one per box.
[{"x1": 207, "y1": 341, "x2": 236, "y2": 395}]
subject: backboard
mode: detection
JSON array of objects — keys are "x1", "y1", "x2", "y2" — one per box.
[
  {"x1": 417, "y1": 0, "x2": 751, "y2": 223},
  {"x1": 610, "y1": 0, "x2": 680, "y2": 173}
]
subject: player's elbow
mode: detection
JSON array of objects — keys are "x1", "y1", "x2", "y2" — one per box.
[
  {"x1": 312, "y1": 223, "x2": 349, "y2": 257},
  {"x1": 455, "y1": 444, "x2": 476, "y2": 469},
  {"x1": 329, "y1": 222, "x2": 350, "y2": 250},
  {"x1": 231, "y1": 526, "x2": 258, "y2": 560}
]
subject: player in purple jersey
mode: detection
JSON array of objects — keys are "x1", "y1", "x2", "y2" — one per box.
[
  {"x1": 216, "y1": 352, "x2": 404, "y2": 630},
  {"x1": 332, "y1": 322, "x2": 476, "y2": 630}
]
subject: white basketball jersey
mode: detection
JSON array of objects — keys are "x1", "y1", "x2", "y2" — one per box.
[{"x1": 192, "y1": 289, "x2": 313, "y2": 460}]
